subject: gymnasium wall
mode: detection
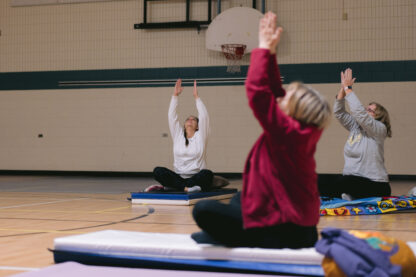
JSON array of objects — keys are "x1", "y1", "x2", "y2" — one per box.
[{"x1": 0, "y1": 0, "x2": 415, "y2": 174}]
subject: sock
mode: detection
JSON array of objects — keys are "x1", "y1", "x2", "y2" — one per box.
[
  {"x1": 186, "y1": 185, "x2": 201, "y2": 193},
  {"x1": 341, "y1": 193, "x2": 354, "y2": 201}
]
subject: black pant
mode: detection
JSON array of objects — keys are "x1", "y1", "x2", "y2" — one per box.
[
  {"x1": 192, "y1": 192, "x2": 318, "y2": 249},
  {"x1": 153, "y1": 167, "x2": 213, "y2": 192},
  {"x1": 318, "y1": 174, "x2": 391, "y2": 199}
]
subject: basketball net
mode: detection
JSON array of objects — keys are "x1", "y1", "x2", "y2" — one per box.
[{"x1": 221, "y1": 44, "x2": 246, "y2": 73}]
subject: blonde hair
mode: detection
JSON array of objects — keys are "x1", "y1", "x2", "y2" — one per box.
[
  {"x1": 285, "y1": 82, "x2": 331, "y2": 129},
  {"x1": 369, "y1": 102, "x2": 392, "y2": 138}
]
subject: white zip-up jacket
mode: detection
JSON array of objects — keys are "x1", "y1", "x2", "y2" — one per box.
[{"x1": 168, "y1": 96, "x2": 210, "y2": 178}]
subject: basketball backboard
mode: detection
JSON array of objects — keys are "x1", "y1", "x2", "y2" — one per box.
[{"x1": 206, "y1": 7, "x2": 263, "y2": 54}]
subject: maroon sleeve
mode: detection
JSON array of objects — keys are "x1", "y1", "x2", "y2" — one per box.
[
  {"x1": 245, "y1": 48, "x2": 295, "y2": 136},
  {"x1": 268, "y1": 53, "x2": 286, "y2": 98}
]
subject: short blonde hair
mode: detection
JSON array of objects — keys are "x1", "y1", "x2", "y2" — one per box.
[
  {"x1": 286, "y1": 82, "x2": 331, "y2": 129},
  {"x1": 369, "y1": 102, "x2": 392, "y2": 138}
]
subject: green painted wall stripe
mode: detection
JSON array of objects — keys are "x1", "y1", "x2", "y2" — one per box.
[{"x1": 1, "y1": 60, "x2": 415, "y2": 91}]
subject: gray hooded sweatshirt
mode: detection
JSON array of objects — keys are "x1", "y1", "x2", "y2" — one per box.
[{"x1": 334, "y1": 92, "x2": 389, "y2": 182}]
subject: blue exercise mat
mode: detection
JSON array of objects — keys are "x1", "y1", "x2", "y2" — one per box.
[
  {"x1": 130, "y1": 189, "x2": 238, "y2": 205},
  {"x1": 52, "y1": 230, "x2": 324, "y2": 276},
  {"x1": 52, "y1": 249, "x2": 324, "y2": 276}
]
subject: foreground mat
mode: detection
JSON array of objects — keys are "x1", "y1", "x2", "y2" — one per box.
[
  {"x1": 11, "y1": 261, "x2": 274, "y2": 277},
  {"x1": 130, "y1": 189, "x2": 238, "y2": 205},
  {"x1": 320, "y1": 196, "x2": 416, "y2": 216},
  {"x1": 52, "y1": 230, "x2": 324, "y2": 276}
]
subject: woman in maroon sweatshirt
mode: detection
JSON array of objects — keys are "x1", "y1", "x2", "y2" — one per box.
[{"x1": 192, "y1": 12, "x2": 331, "y2": 249}]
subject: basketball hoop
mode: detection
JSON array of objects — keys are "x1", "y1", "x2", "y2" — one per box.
[{"x1": 221, "y1": 44, "x2": 246, "y2": 73}]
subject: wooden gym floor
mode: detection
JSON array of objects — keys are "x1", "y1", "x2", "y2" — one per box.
[{"x1": 0, "y1": 175, "x2": 415, "y2": 277}]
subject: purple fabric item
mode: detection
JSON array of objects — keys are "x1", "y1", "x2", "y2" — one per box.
[
  {"x1": 315, "y1": 228, "x2": 401, "y2": 277},
  {"x1": 11, "y1": 262, "x2": 269, "y2": 277}
]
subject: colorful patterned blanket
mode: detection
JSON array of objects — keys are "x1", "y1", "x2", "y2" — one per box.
[{"x1": 320, "y1": 196, "x2": 416, "y2": 216}]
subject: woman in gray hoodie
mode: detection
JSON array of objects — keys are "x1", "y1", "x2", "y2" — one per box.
[{"x1": 319, "y1": 68, "x2": 392, "y2": 200}]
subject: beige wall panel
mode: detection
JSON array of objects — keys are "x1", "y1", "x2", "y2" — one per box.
[
  {"x1": 0, "y1": 82, "x2": 415, "y2": 174},
  {"x1": 0, "y1": 0, "x2": 415, "y2": 174}
]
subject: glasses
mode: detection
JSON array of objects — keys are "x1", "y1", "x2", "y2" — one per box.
[{"x1": 366, "y1": 107, "x2": 376, "y2": 114}]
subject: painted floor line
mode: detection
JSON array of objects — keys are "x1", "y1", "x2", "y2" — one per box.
[
  {"x1": 0, "y1": 228, "x2": 85, "y2": 234},
  {"x1": 0, "y1": 209, "x2": 137, "y2": 215},
  {"x1": 0, "y1": 265, "x2": 39, "y2": 271},
  {"x1": 94, "y1": 206, "x2": 130, "y2": 213},
  {"x1": 0, "y1": 198, "x2": 88, "y2": 209}
]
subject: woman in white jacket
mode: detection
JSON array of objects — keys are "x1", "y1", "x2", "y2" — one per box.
[{"x1": 150, "y1": 79, "x2": 213, "y2": 193}]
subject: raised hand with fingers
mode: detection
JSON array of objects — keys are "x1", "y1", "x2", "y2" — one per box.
[
  {"x1": 193, "y1": 80, "x2": 199, "y2": 99},
  {"x1": 341, "y1": 68, "x2": 356, "y2": 89},
  {"x1": 259, "y1": 11, "x2": 283, "y2": 54},
  {"x1": 174, "y1": 79, "x2": 183, "y2": 96}
]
